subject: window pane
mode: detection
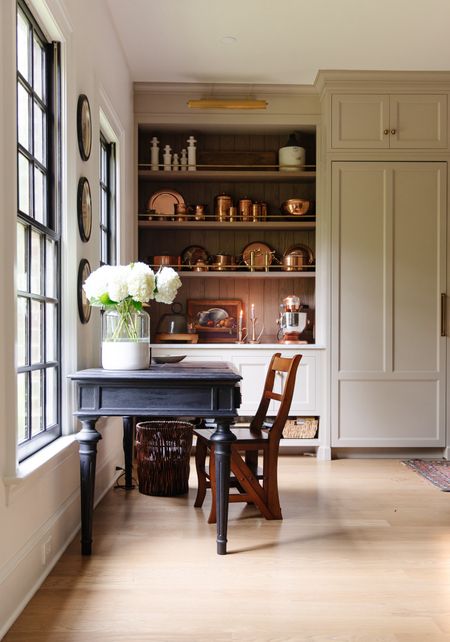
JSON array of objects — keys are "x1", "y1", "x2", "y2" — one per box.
[
  {"x1": 31, "y1": 369, "x2": 43, "y2": 436},
  {"x1": 17, "y1": 11, "x2": 30, "y2": 82},
  {"x1": 33, "y1": 36, "x2": 45, "y2": 100},
  {"x1": 30, "y1": 230, "x2": 42, "y2": 294},
  {"x1": 46, "y1": 303, "x2": 57, "y2": 361},
  {"x1": 17, "y1": 222, "x2": 28, "y2": 291},
  {"x1": 34, "y1": 102, "x2": 46, "y2": 165},
  {"x1": 34, "y1": 167, "x2": 46, "y2": 224},
  {"x1": 101, "y1": 147, "x2": 107, "y2": 182},
  {"x1": 31, "y1": 300, "x2": 43, "y2": 363},
  {"x1": 17, "y1": 296, "x2": 29, "y2": 366},
  {"x1": 17, "y1": 83, "x2": 30, "y2": 150},
  {"x1": 18, "y1": 153, "x2": 30, "y2": 215},
  {"x1": 17, "y1": 372, "x2": 29, "y2": 443},
  {"x1": 101, "y1": 189, "x2": 107, "y2": 225},
  {"x1": 46, "y1": 367, "x2": 57, "y2": 427},
  {"x1": 101, "y1": 231, "x2": 108, "y2": 264},
  {"x1": 45, "y1": 239, "x2": 56, "y2": 297}
]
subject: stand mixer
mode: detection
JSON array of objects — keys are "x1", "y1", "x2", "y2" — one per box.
[{"x1": 277, "y1": 295, "x2": 308, "y2": 344}]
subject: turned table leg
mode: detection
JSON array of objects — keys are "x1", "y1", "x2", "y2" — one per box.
[
  {"x1": 210, "y1": 418, "x2": 236, "y2": 555},
  {"x1": 76, "y1": 418, "x2": 102, "y2": 555},
  {"x1": 122, "y1": 416, "x2": 134, "y2": 490}
]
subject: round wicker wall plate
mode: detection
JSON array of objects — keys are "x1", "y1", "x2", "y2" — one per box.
[
  {"x1": 77, "y1": 94, "x2": 92, "y2": 161},
  {"x1": 77, "y1": 258, "x2": 91, "y2": 324}
]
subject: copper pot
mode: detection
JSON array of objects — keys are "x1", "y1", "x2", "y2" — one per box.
[
  {"x1": 280, "y1": 199, "x2": 312, "y2": 217},
  {"x1": 210, "y1": 254, "x2": 236, "y2": 271},
  {"x1": 153, "y1": 255, "x2": 180, "y2": 268},
  {"x1": 282, "y1": 245, "x2": 314, "y2": 272}
]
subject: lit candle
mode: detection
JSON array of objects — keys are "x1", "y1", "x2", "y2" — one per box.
[
  {"x1": 238, "y1": 309, "x2": 243, "y2": 338},
  {"x1": 250, "y1": 304, "x2": 255, "y2": 321}
]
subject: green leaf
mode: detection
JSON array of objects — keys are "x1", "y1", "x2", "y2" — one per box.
[
  {"x1": 100, "y1": 293, "x2": 115, "y2": 306},
  {"x1": 131, "y1": 300, "x2": 143, "y2": 311}
]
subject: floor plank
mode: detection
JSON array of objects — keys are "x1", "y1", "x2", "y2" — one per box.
[{"x1": 4, "y1": 458, "x2": 450, "y2": 642}]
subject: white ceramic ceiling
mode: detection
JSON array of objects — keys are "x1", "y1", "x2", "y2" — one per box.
[{"x1": 106, "y1": 0, "x2": 450, "y2": 86}]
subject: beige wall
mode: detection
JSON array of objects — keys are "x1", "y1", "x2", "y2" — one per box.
[{"x1": 0, "y1": 0, "x2": 134, "y2": 635}]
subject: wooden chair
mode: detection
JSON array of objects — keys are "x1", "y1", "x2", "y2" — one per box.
[{"x1": 193, "y1": 353, "x2": 302, "y2": 523}]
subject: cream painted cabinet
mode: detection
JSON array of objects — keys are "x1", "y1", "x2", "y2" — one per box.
[
  {"x1": 331, "y1": 94, "x2": 448, "y2": 149},
  {"x1": 331, "y1": 162, "x2": 446, "y2": 447}
]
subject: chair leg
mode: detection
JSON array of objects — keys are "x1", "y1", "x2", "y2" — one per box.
[
  {"x1": 264, "y1": 448, "x2": 282, "y2": 520},
  {"x1": 207, "y1": 446, "x2": 217, "y2": 524},
  {"x1": 194, "y1": 437, "x2": 208, "y2": 508}
]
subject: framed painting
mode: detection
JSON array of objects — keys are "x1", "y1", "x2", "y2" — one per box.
[{"x1": 187, "y1": 299, "x2": 243, "y2": 343}]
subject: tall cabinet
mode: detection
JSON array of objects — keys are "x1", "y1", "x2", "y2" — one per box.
[{"x1": 318, "y1": 71, "x2": 450, "y2": 452}]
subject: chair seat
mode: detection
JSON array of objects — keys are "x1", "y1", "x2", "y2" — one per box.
[{"x1": 194, "y1": 427, "x2": 270, "y2": 445}]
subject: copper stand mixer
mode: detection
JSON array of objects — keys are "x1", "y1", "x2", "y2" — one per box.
[{"x1": 277, "y1": 295, "x2": 308, "y2": 344}]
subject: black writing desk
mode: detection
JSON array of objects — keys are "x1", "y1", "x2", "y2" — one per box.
[{"x1": 69, "y1": 362, "x2": 241, "y2": 555}]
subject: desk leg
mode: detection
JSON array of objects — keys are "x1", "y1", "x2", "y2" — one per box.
[
  {"x1": 210, "y1": 419, "x2": 236, "y2": 555},
  {"x1": 76, "y1": 418, "x2": 102, "y2": 555},
  {"x1": 123, "y1": 416, "x2": 134, "y2": 490}
]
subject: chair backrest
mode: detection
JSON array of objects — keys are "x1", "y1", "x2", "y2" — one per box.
[{"x1": 250, "y1": 353, "x2": 302, "y2": 442}]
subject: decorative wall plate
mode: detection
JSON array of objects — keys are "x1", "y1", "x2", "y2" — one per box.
[
  {"x1": 77, "y1": 258, "x2": 91, "y2": 324},
  {"x1": 77, "y1": 177, "x2": 92, "y2": 242},
  {"x1": 77, "y1": 94, "x2": 92, "y2": 161},
  {"x1": 148, "y1": 189, "x2": 184, "y2": 218}
]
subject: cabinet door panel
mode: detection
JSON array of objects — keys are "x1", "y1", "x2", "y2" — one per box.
[
  {"x1": 281, "y1": 354, "x2": 317, "y2": 414},
  {"x1": 392, "y1": 166, "x2": 445, "y2": 371},
  {"x1": 390, "y1": 95, "x2": 448, "y2": 149},
  {"x1": 331, "y1": 95, "x2": 389, "y2": 149},
  {"x1": 335, "y1": 166, "x2": 387, "y2": 372},
  {"x1": 338, "y1": 380, "x2": 441, "y2": 445},
  {"x1": 231, "y1": 355, "x2": 271, "y2": 415}
]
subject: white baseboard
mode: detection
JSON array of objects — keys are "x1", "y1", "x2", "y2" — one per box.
[{"x1": 0, "y1": 450, "x2": 121, "y2": 640}]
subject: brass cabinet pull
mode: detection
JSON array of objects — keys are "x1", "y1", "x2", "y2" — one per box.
[
  {"x1": 390, "y1": 129, "x2": 397, "y2": 135},
  {"x1": 441, "y1": 293, "x2": 446, "y2": 337},
  {"x1": 383, "y1": 129, "x2": 389, "y2": 135}
]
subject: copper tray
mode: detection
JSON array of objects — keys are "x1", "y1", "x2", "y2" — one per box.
[{"x1": 242, "y1": 241, "x2": 274, "y2": 270}]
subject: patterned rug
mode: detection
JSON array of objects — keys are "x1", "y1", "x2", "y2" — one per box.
[{"x1": 403, "y1": 459, "x2": 450, "y2": 491}]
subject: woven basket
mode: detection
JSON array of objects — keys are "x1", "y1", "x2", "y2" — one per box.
[
  {"x1": 135, "y1": 420, "x2": 194, "y2": 496},
  {"x1": 282, "y1": 417, "x2": 318, "y2": 439}
]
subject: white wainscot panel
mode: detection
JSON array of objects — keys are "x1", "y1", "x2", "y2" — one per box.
[{"x1": 337, "y1": 380, "x2": 442, "y2": 446}]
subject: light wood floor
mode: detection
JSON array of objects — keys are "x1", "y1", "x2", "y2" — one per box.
[{"x1": 4, "y1": 457, "x2": 450, "y2": 642}]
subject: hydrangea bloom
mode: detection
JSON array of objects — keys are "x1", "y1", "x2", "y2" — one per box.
[{"x1": 154, "y1": 266, "x2": 182, "y2": 304}]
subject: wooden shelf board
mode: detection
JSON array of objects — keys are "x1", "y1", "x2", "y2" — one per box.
[
  {"x1": 170, "y1": 270, "x2": 316, "y2": 279},
  {"x1": 138, "y1": 219, "x2": 316, "y2": 231},
  {"x1": 138, "y1": 169, "x2": 316, "y2": 183}
]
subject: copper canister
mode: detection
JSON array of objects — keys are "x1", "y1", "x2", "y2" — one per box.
[
  {"x1": 174, "y1": 203, "x2": 188, "y2": 221},
  {"x1": 239, "y1": 198, "x2": 252, "y2": 222},
  {"x1": 259, "y1": 201, "x2": 268, "y2": 221},
  {"x1": 252, "y1": 202, "x2": 261, "y2": 222},
  {"x1": 215, "y1": 194, "x2": 232, "y2": 222},
  {"x1": 194, "y1": 204, "x2": 206, "y2": 221},
  {"x1": 229, "y1": 206, "x2": 237, "y2": 222}
]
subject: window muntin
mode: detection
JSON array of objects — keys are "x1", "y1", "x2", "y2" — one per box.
[
  {"x1": 16, "y1": 1, "x2": 61, "y2": 461},
  {"x1": 100, "y1": 134, "x2": 116, "y2": 265}
]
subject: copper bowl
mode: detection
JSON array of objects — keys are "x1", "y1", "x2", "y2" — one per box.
[{"x1": 280, "y1": 199, "x2": 312, "y2": 217}]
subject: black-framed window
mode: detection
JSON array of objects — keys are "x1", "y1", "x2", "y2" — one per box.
[
  {"x1": 100, "y1": 133, "x2": 116, "y2": 265},
  {"x1": 16, "y1": 0, "x2": 61, "y2": 461}
]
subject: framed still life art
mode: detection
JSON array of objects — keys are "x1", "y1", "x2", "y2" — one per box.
[{"x1": 187, "y1": 299, "x2": 243, "y2": 343}]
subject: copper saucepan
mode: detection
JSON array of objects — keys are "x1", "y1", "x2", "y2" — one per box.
[{"x1": 282, "y1": 244, "x2": 314, "y2": 272}]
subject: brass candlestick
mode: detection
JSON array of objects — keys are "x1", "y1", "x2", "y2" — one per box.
[{"x1": 249, "y1": 317, "x2": 264, "y2": 344}]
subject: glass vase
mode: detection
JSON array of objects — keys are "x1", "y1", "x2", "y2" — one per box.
[{"x1": 101, "y1": 307, "x2": 150, "y2": 370}]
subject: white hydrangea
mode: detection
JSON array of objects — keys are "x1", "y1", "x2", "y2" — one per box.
[
  {"x1": 83, "y1": 264, "x2": 113, "y2": 301},
  {"x1": 154, "y1": 266, "x2": 182, "y2": 304},
  {"x1": 83, "y1": 262, "x2": 182, "y2": 308},
  {"x1": 108, "y1": 265, "x2": 131, "y2": 303},
  {"x1": 127, "y1": 262, "x2": 156, "y2": 303}
]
